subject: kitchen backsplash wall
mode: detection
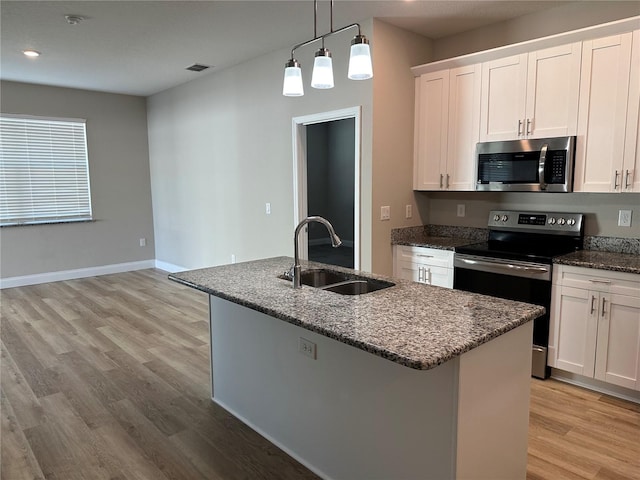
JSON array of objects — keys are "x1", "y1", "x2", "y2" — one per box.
[{"x1": 424, "y1": 191, "x2": 640, "y2": 239}]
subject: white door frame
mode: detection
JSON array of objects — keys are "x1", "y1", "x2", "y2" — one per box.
[{"x1": 292, "y1": 106, "x2": 361, "y2": 269}]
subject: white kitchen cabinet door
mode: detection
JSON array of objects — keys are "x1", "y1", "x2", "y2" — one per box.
[
  {"x1": 414, "y1": 71, "x2": 449, "y2": 190},
  {"x1": 525, "y1": 43, "x2": 581, "y2": 139},
  {"x1": 480, "y1": 54, "x2": 528, "y2": 142},
  {"x1": 446, "y1": 64, "x2": 481, "y2": 191},
  {"x1": 594, "y1": 293, "x2": 640, "y2": 390},
  {"x1": 574, "y1": 33, "x2": 633, "y2": 192},
  {"x1": 550, "y1": 285, "x2": 599, "y2": 377},
  {"x1": 622, "y1": 30, "x2": 640, "y2": 192}
]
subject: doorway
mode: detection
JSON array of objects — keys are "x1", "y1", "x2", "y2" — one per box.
[{"x1": 292, "y1": 107, "x2": 360, "y2": 270}]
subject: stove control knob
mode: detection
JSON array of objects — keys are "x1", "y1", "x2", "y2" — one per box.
[
  {"x1": 548, "y1": 217, "x2": 557, "y2": 225},
  {"x1": 558, "y1": 218, "x2": 566, "y2": 225},
  {"x1": 501, "y1": 215, "x2": 509, "y2": 222},
  {"x1": 493, "y1": 214, "x2": 500, "y2": 222},
  {"x1": 567, "y1": 218, "x2": 576, "y2": 226}
]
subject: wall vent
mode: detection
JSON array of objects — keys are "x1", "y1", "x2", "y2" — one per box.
[{"x1": 185, "y1": 63, "x2": 211, "y2": 72}]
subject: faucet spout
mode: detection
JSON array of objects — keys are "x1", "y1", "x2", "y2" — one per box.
[{"x1": 292, "y1": 216, "x2": 342, "y2": 288}]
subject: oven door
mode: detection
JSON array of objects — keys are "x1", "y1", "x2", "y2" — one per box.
[{"x1": 454, "y1": 254, "x2": 552, "y2": 378}]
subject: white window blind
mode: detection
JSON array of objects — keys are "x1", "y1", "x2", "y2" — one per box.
[{"x1": 0, "y1": 114, "x2": 92, "y2": 226}]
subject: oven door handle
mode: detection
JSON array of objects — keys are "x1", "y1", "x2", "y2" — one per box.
[
  {"x1": 538, "y1": 143, "x2": 548, "y2": 191},
  {"x1": 457, "y1": 257, "x2": 549, "y2": 274}
]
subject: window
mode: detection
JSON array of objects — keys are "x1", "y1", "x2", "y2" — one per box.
[{"x1": 0, "y1": 114, "x2": 92, "y2": 226}]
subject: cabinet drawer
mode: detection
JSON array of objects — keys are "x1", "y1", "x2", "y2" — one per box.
[
  {"x1": 396, "y1": 260, "x2": 453, "y2": 288},
  {"x1": 395, "y1": 245, "x2": 454, "y2": 268},
  {"x1": 553, "y1": 265, "x2": 640, "y2": 297}
]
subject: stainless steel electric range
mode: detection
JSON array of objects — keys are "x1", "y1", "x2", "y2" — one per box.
[{"x1": 454, "y1": 210, "x2": 585, "y2": 379}]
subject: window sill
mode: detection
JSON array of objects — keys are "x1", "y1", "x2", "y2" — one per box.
[{"x1": 0, "y1": 218, "x2": 96, "y2": 228}]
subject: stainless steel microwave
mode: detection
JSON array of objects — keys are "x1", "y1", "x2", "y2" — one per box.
[{"x1": 475, "y1": 136, "x2": 576, "y2": 192}]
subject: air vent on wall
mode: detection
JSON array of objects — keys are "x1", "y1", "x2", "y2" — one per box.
[{"x1": 185, "y1": 63, "x2": 211, "y2": 72}]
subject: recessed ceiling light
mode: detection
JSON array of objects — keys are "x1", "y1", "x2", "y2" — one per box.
[{"x1": 23, "y1": 50, "x2": 40, "y2": 57}]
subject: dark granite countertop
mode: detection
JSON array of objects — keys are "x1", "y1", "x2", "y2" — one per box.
[
  {"x1": 391, "y1": 225, "x2": 487, "y2": 250},
  {"x1": 169, "y1": 257, "x2": 544, "y2": 371},
  {"x1": 554, "y1": 250, "x2": 640, "y2": 275},
  {"x1": 392, "y1": 235, "x2": 478, "y2": 250}
]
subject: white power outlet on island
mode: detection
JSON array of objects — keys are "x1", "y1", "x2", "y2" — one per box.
[{"x1": 457, "y1": 204, "x2": 466, "y2": 217}]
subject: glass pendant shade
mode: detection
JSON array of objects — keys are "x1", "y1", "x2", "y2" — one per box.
[
  {"x1": 283, "y1": 59, "x2": 304, "y2": 97},
  {"x1": 311, "y1": 48, "x2": 334, "y2": 89},
  {"x1": 348, "y1": 35, "x2": 373, "y2": 80}
]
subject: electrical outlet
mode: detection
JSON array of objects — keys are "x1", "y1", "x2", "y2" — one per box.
[
  {"x1": 405, "y1": 204, "x2": 412, "y2": 219},
  {"x1": 299, "y1": 337, "x2": 316, "y2": 359},
  {"x1": 618, "y1": 209, "x2": 632, "y2": 227},
  {"x1": 139, "y1": 238, "x2": 146, "y2": 247},
  {"x1": 265, "y1": 203, "x2": 271, "y2": 215},
  {"x1": 231, "y1": 254, "x2": 236, "y2": 264},
  {"x1": 457, "y1": 204, "x2": 465, "y2": 217},
  {"x1": 380, "y1": 206, "x2": 390, "y2": 221}
]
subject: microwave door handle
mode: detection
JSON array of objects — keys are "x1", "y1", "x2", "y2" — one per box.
[{"x1": 538, "y1": 144, "x2": 548, "y2": 191}]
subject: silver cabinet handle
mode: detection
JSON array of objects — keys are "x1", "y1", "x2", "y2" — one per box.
[
  {"x1": 625, "y1": 169, "x2": 632, "y2": 189},
  {"x1": 614, "y1": 170, "x2": 620, "y2": 189},
  {"x1": 589, "y1": 279, "x2": 611, "y2": 284},
  {"x1": 601, "y1": 298, "x2": 607, "y2": 317},
  {"x1": 416, "y1": 254, "x2": 434, "y2": 258},
  {"x1": 425, "y1": 267, "x2": 432, "y2": 285},
  {"x1": 590, "y1": 295, "x2": 597, "y2": 314},
  {"x1": 518, "y1": 119, "x2": 523, "y2": 136},
  {"x1": 418, "y1": 266, "x2": 424, "y2": 283},
  {"x1": 526, "y1": 118, "x2": 532, "y2": 135},
  {"x1": 439, "y1": 174, "x2": 443, "y2": 189},
  {"x1": 445, "y1": 174, "x2": 450, "y2": 189},
  {"x1": 538, "y1": 144, "x2": 548, "y2": 191}
]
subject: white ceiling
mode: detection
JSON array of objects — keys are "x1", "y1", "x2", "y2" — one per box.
[{"x1": 1, "y1": 0, "x2": 569, "y2": 97}]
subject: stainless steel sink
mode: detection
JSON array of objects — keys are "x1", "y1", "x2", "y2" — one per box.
[
  {"x1": 299, "y1": 269, "x2": 352, "y2": 287},
  {"x1": 279, "y1": 268, "x2": 395, "y2": 295},
  {"x1": 322, "y1": 279, "x2": 393, "y2": 295}
]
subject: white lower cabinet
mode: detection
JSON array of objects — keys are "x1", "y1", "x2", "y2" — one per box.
[
  {"x1": 393, "y1": 245, "x2": 454, "y2": 289},
  {"x1": 549, "y1": 265, "x2": 640, "y2": 391}
]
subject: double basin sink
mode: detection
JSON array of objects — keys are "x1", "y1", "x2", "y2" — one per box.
[{"x1": 281, "y1": 268, "x2": 395, "y2": 296}]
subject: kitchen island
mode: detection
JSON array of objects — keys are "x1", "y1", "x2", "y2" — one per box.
[{"x1": 170, "y1": 257, "x2": 545, "y2": 480}]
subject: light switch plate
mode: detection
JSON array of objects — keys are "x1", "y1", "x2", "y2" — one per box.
[{"x1": 381, "y1": 206, "x2": 390, "y2": 221}]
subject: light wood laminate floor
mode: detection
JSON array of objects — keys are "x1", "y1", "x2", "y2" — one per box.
[{"x1": 1, "y1": 269, "x2": 639, "y2": 480}]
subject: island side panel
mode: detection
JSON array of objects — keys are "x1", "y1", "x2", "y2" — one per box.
[
  {"x1": 455, "y1": 321, "x2": 533, "y2": 480},
  {"x1": 209, "y1": 297, "x2": 458, "y2": 480}
]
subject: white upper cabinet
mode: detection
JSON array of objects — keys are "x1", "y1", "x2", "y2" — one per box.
[
  {"x1": 622, "y1": 30, "x2": 640, "y2": 192},
  {"x1": 574, "y1": 33, "x2": 633, "y2": 192},
  {"x1": 480, "y1": 43, "x2": 581, "y2": 142},
  {"x1": 447, "y1": 65, "x2": 481, "y2": 191},
  {"x1": 414, "y1": 71, "x2": 449, "y2": 191},
  {"x1": 480, "y1": 54, "x2": 528, "y2": 141},
  {"x1": 414, "y1": 65, "x2": 480, "y2": 191}
]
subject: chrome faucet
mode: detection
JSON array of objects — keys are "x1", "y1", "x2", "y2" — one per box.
[{"x1": 289, "y1": 216, "x2": 342, "y2": 288}]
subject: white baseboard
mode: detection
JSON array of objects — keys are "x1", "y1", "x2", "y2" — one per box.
[
  {"x1": 154, "y1": 260, "x2": 188, "y2": 273},
  {"x1": 550, "y1": 368, "x2": 640, "y2": 404},
  {"x1": 0, "y1": 259, "x2": 156, "y2": 289}
]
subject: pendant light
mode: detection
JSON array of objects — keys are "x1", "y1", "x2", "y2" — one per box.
[
  {"x1": 348, "y1": 35, "x2": 373, "y2": 80},
  {"x1": 283, "y1": 59, "x2": 304, "y2": 96},
  {"x1": 282, "y1": 0, "x2": 372, "y2": 97},
  {"x1": 311, "y1": 47, "x2": 334, "y2": 89}
]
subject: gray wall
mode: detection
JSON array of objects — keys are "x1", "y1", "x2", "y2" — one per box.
[
  {"x1": 307, "y1": 119, "x2": 355, "y2": 243},
  {"x1": 427, "y1": 192, "x2": 640, "y2": 238},
  {"x1": 147, "y1": 21, "x2": 374, "y2": 271},
  {"x1": 147, "y1": 19, "x2": 431, "y2": 273},
  {"x1": 432, "y1": 1, "x2": 640, "y2": 61},
  {"x1": 0, "y1": 81, "x2": 154, "y2": 278}
]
